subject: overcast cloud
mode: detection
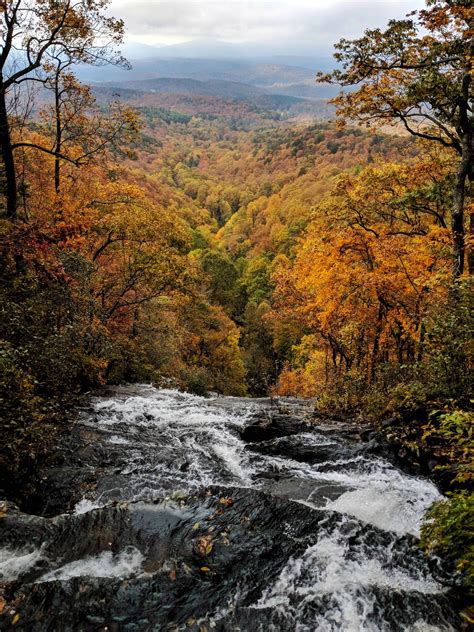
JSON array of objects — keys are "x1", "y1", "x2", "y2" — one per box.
[{"x1": 109, "y1": 0, "x2": 426, "y2": 51}]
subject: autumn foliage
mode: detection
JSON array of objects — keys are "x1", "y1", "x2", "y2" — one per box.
[
  {"x1": 0, "y1": 1, "x2": 472, "y2": 509},
  {"x1": 272, "y1": 151, "x2": 456, "y2": 400}
]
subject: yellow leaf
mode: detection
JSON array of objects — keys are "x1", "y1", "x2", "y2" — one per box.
[
  {"x1": 219, "y1": 497, "x2": 234, "y2": 507},
  {"x1": 200, "y1": 566, "x2": 210, "y2": 572},
  {"x1": 197, "y1": 535, "x2": 213, "y2": 556}
]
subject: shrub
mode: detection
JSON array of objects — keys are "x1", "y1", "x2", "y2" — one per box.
[
  {"x1": 386, "y1": 381, "x2": 429, "y2": 420},
  {"x1": 421, "y1": 491, "x2": 474, "y2": 588},
  {"x1": 422, "y1": 278, "x2": 473, "y2": 404},
  {"x1": 181, "y1": 366, "x2": 211, "y2": 396},
  {"x1": 421, "y1": 410, "x2": 474, "y2": 486},
  {"x1": 0, "y1": 343, "x2": 57, "y2": 497}
]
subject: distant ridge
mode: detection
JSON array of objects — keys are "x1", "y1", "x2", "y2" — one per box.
[
  {"x1": 119, "y1": 39, "x2": 334, "y2": 63},
  {"x1": 74, "y1": 54, "x2": 335, "y2": 96},
  {"x1": 91, "y1": 76, "x2": 334, "y2": 120},
  {"x1": 91, "y1": 73, "x2": 339, "y2": 102},
  {"x1": 71, "y1": 42, "x2": 340, "y2": 107},
  {"x1": 102, "y1": 77, "x2": 266, "y2": 100}
]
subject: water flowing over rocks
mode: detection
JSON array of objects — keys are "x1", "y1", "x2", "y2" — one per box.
[{"x1": 0, "y1": 386, "x2": 461, "y2": 630}]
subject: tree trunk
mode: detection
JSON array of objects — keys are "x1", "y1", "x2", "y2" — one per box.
[
  {"x1": 54, "y1": 73, "x2": 62, "y2": 195},
  {"x1": 0, "y1": 81, "x2": 17, "y2": 220},
  {"x1": 469, "y1": 211, "x2": 474, "y2": 275},
  {"x1": 452, "y1": 138, "x2": 471, "y2": 277},
  {"x1": 370, "y1": 300, "x2": 384, "y2": 383}
]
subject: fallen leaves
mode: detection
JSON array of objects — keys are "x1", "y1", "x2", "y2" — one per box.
[
  {"x1": 219, "y1": 497, "x2": 234, "y2": 507},
  {"x1": 196, "y1": 535, "x2": 213, "y2": 556}
]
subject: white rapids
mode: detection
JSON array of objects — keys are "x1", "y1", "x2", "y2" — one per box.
[
  {"x1": 0, "y1": 546, "x2": 45, "y2": 582},
  {"x1": 39, "y1": 546, "x2": 145, "y2": 582},
  {"x1": 77, "y1": 385, "x2": 440, "y2": 537}
]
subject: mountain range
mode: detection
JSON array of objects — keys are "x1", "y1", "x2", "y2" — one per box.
[{"x1": 72, "y1": 39, "x2": 339, "y2": 118}]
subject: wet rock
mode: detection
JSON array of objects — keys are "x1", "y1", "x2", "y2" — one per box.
[
  {"x1": 34, "y1": 465, "x2": 97, "y2": 516},
  {"x1": 239, "y1": 410, "x2": 312, "y2": 442},
  {"x1": 21, "y1": 425, "x2": 112, "y2": 516},
  {"x1": 0, "y1": 487, "x2": 459, "y2": 631},
  {"x1": 261, "y1": 476, "x2": 354, "y2": 505},
  {"x1": 177, "y1": 459, "x2": 189, "y2": 472},
  {"x1": 246, "y1": 432, "x2": 372, "y2": 466},
  {"x1": 381, "y1": 416, "x2": 401, "y2": 428}
]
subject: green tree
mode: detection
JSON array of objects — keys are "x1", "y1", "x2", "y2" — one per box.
[{"x1": 200, "y1": 250, "x2": 240, "y2": 315}]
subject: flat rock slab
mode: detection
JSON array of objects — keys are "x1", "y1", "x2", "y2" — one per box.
[{"x1": 261, "y1": 476, "x2": 354, "y2": 505}]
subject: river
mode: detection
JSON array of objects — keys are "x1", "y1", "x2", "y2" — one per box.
[{"x1": 0, "y1": 385, "x2": 459, "y2": 630}]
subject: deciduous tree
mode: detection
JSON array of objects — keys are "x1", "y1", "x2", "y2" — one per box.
[
  {"x1": 0, "y1": 0, "x2": 127, "y2": 218},
  {"x1": 318, "y1": 0, "x2": 473, "y2": 275}
]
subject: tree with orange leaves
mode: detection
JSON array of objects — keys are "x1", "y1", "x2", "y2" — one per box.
[
  {"x1": 318, "y1": 0, "x2": 473, "y2": 276},
  {"x1": 0, "y1": 0, "x2": 128, "y2": 219},
  {"x1": 272, "y1": 152, "x2": 454, "y2": 396}
]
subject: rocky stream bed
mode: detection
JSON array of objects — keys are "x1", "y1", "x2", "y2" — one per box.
[{"x1": 0, "y1": 385, "x2": 463, "y2": 630}]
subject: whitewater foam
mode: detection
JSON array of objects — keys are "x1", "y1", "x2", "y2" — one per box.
[
  {"x1": 255, "y1": 531, "x2": 451, "y2": 631},
  {"x1": 39, "y1": 546, "x2": 144, "y2": 582},
  {"x1": 82, "y1": 386, "x2": 442, "y2": 537},
  {"x1": 69, "y1": 385, "x2": 452, "y2": 630},
  {"x1": 0, "y1": 546, "x2": 44, "y2": 581}
]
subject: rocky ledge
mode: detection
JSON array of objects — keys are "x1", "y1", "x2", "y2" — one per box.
[{"x1": 0, "y1": 487, "x2": 460, "y2": 631}]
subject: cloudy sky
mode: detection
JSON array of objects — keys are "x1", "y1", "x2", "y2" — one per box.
[{"x1": 109, "y1": 0, "x2": 426, "y2": 52}]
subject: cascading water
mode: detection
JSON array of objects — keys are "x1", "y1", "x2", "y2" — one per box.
[{"x1": 0, "y1": 385, "x2": 459, "y2": 631}]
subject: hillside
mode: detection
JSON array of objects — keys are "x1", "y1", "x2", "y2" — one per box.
[
  {"x1": 104, "y1": 77, "x2": 267, "y2": 99},
  {"x1": 105, "y1": 74, "x2": 338, "y2": 100},
  {"x1": 76, "y1": 56, "x2": 339, "y2": 101},
  {"x1": 92, "y1": 84, "x2": 334, "y2": 121}
]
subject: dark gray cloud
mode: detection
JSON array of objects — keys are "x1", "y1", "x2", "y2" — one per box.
[{"x1": 110, "y1": 0, "x2": 426, "y2": 51}]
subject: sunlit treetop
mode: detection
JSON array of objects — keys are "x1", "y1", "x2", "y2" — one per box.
[
  {"x1": 318, "y1": 0, "x2": 472, "y2": 156},
  {"x1": 0, "y1": 0, "x2": 129, "y2": 91}
]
